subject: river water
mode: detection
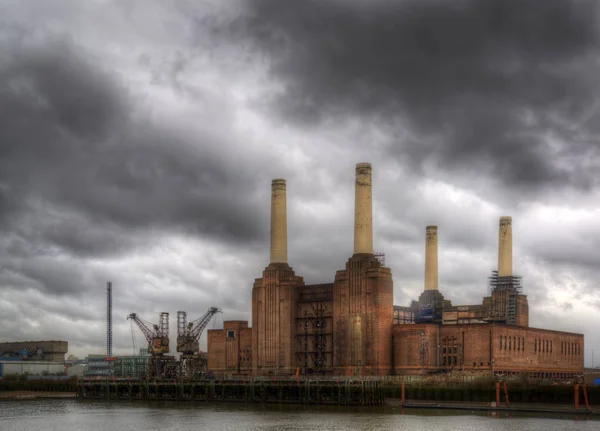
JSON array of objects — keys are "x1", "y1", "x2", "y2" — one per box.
[{"x1": 0, "y1": 400, "x2": 597, "y2": 431}]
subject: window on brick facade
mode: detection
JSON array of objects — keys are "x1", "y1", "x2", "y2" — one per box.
[
  {"x1": 514, "y1": 336, "x2": 517, "y2": 351},
  {"x1": 227, "y1": 330, "x2": 235, "y2": 339},
  {"x1": 550, "y1": 341, "x2": 552, "y2": 353},
  {"x1": 534, "y1": 339, "x2": 537, "y2": 352},
  {"x1": 499, "y1": 336, "x2": 502, "y2": 349}
]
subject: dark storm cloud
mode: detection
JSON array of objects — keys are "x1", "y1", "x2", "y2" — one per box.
[
  {"x1": 0, "y1": 35, "x2": 269, "y2": 260},
  {"x1": 216, "y1": 0, "x2": 600, "y2": 191}
]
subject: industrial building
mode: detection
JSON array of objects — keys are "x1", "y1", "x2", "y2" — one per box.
[
  {"x1": 206, "y1": 163, "x2": 584, "y2": 377},
  {"x1": 0, "y1": 340, "x2": 68, "y2": 362},
  {"x1": 0, "y1": 361, "x2": 66, "y2": 377},
  {"x1": 0, "y1": 340, "x2": 69, "y2": 377}
]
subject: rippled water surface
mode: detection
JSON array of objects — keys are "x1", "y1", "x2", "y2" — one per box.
[{"x1": 0, "y1": 400, "x2": 597, "y2": 431}]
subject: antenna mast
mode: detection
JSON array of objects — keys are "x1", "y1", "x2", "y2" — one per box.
[{"x1": 107, "y1": 281, "x2": 113, "y2": 357}]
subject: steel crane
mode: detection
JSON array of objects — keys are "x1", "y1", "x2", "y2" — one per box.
[
  {"x1": 127, "y1": 312, "x2": 170, "y2": 356},
  {"x1": 176, "y1": 307, "x2": 221, "y2": 355}
]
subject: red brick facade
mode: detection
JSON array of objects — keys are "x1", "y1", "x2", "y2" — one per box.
[
  {"x1": 392, "y1": 323, "x2": 584, "y2": 376},
  {"x1": 208, "y1": 271, "x2": 581, "y2": 378},
  {"x1": 333, "y1": 254, "x2": 393, "y2": 376},
  {"x1": 251, "y1": 263, "x2": 304, "y2": 375},
  {"x1": 207, "y1": 321, "x2": 252, "y2": 375},
  {"x1": 208, "y1": 276, "x2": 582, "y2": 377}
]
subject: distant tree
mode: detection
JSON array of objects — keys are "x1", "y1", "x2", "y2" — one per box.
[{"x1": 67, "y1": 354, "x2": 79, "y2": 361}]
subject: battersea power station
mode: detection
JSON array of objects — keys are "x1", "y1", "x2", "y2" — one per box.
[{"x1": 207, "y1": 163, "x2": 584, "y2": 378}]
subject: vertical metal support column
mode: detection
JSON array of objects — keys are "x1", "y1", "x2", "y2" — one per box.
[{"x1": 107, "y1": 282, "x2": 113, "y2": 357}]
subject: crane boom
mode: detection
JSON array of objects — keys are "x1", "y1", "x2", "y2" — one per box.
[
  {"x1": 176, "y1": 307, "x2": 221, "y2": 354},
  {"x1": 127, "y1": 312, "x2": 170, "y2": 355}
]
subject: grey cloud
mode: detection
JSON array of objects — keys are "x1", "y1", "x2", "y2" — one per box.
[
  {"x1": 0, "y1": 34, "x2": 271, "y2": 262},
  {"x1": 211, "y1": 0, "x2": 600, "y2": 192}
]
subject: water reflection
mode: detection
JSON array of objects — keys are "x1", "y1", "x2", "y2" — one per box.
[{"x1": 0, "y1": 400, "x2": 597, "y2": 431}]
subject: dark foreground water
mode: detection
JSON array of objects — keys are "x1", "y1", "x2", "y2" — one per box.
[{"x1": 0, "y1": 400, "x2": 597, "y2": 431}]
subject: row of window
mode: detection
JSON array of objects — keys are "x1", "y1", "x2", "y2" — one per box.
[
  {"x1": 499, "y1": 335, "x2": 581, "y2": 356},
  {"x1": 499, "y1": 336, "x2": 526, "y2": 351},
  {"x1": 441, "y1": 356, "x2": 458, "y2": 366},
  {"x1": 534, "y1": 338, "x2": 552, "y2": 353},
  {"x1": 561, "y1": 341, "x2": 581, "y2": 356}
]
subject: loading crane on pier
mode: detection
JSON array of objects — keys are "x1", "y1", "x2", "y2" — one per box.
[
  {"x1": 127, "y1": 312, "x2": 170, "y2": 355},
  {"x1": 128, "y1": 312, "x2": 177, "y2": 379},
  {"x1": 177, "y1": 307, "x2": 221, "y2": 377}
]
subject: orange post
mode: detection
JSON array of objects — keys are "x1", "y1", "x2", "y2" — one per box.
[
  {"x1": 503, "y1": 382, "x2": 510, "y2": 406},
  {"x1": 495, "y1": 382, "x2": 500, "y2": 405},
  {"x1": 401, "y1": 383, "x2": 405, "y2": 406},
  {"x1": 582, "y1": 383, "x2": 590, "y2": 411},
  {"x1": 574, "y1": 383, "x2": 580, "y2": 411}
]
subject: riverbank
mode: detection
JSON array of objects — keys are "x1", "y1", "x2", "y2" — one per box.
[
  {"x1": 385, "y1": 398, "x2": 600, "y2": 415},
  {"x1": 1, "y1": 389, "x2": 598, "y2": 416},
  {"x1": 0, "y1": 390, "x2": 77, "y2": 399}
]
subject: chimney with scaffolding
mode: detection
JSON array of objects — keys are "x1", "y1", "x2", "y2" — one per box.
[{"x1": 485, "y1": 217, "x2": 529, "y2": 326}]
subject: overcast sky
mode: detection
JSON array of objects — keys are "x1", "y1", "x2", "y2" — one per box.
[{"x1": 1, "y1": 0, "x2": 599, "y2": 365}]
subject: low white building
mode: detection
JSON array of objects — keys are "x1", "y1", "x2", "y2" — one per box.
[{"x1": 0, "y1": 361, "x2": 65, "y2": 377}]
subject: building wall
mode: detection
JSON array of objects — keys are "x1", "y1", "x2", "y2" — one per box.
[
  {"x1": 491, "y1": 325, "x2": 583, "y2": 375},
  {"x1": 295, "y1": 284, "x2": 334, "y2": 374},
  {"x1": 207, "y1": 329, "x2": 225, "y2": 373},
  {"x1": 252, "y1": 263, "x2": 304, "y2": 375},
  {"x1": 515, "y1": 295, "x2": 529, "y2": 327},
  {"x1": 0, "y1": 341, "x2": 68, "y2": 362},
  {"x1": 392, "y1": 323, "x2": 584, "y2": 376},
  {"x1": 0, "y1": 361, "x2": 65, "y2": 376},
  {"x1": 442, "y1": 305, "x2": 486, "y2": 324},
  {"x1": 207, "y1": 321, "x2": 253, "y2": 376},
  {"x1": 392, "y1": 324, "x2": 439, "y2": 374},
  {"x1": 333, "y1": 254, "x2": 393, "y2": 376}
]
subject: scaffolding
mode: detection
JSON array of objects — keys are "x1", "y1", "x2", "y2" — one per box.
[
  {"x1": 295, "y1": 289, "x2": 333, "y2": 375},
  {"x1": 393, "y1": 306, "x2": 415, "y2": 324},
  {"x1": 487, "y1": 270, "x2": 523, "y2": 325},
  {"x1": 374, "y1": 252, "x2": 385, "y2": 267}
]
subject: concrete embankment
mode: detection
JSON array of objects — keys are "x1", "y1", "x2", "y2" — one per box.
[{"x1": 0, "y1": 391, "x2": 77, "y2": 399}]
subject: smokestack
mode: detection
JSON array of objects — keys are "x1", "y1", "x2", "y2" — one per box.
[
  {"x1": 424, "y1": 226, "x2": 438, "y2": 291},
  {"x1": 498, "y1": 216, "x2": 512, "y2": 277},
  {"x1": 354, "y1": 163, "x2": 373, "y2": 254},
  {"x1": 270, "y1": 179, "x2": 288, "y2": 264}
]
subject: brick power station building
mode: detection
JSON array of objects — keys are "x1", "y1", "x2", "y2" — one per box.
[{"x1": 207, "y1": 163, "x2": 584, "y2": 378}]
